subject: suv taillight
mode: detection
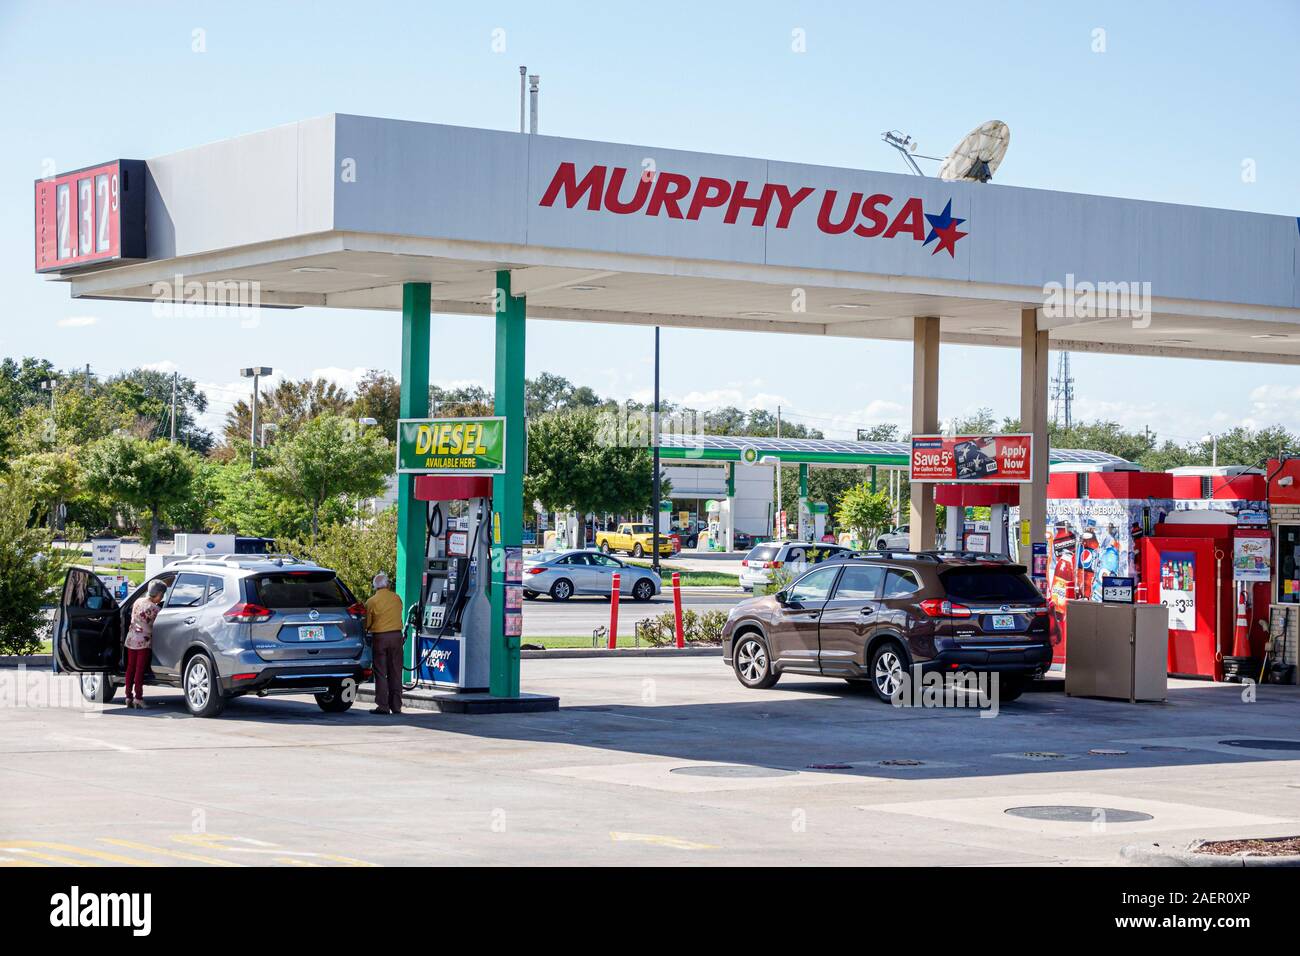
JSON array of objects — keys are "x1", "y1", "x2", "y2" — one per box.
[
  {"x1": 919, "y1": 598, "x2": 972, "y2": 618},
  {"x1": 771, "y1": 560, "x2": 783, "y2": 569},
  {"x1": 224, "y1": 602, "x2": 272, "y2": 623},
  {"x1": 346, "y1": 601, "x2": 366, "y2": 619}
]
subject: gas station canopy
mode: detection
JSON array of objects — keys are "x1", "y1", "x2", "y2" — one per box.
[
  {"x1": 658, "y1": 433, "x2": 1131, "y2": 469},
  {"x1": 45, "y1": 114, "x2": 1300, "y2": 364}
]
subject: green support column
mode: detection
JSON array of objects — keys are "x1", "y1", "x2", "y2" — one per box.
[
  {"x1": 491, "y1": 271, "x2": 525, "y2": 698},
  {"x1": 397, "y1": 283, "x2": 431, "y2": 673},
  {"x1": 726, "y1": 463, "x2": 735, "y2": 497},
  {"x1": 870, "y1": 465, "x2": 878, "y2": 493},
  {"x1": 798, "y1": 463, "x2": 808, "y2": 499}
]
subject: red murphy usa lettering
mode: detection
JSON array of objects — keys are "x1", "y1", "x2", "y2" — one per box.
[{"x1": 538, "y1": 162, "x2": 969, "y2": 257}]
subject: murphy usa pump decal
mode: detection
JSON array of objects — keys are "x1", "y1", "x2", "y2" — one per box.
[{"x1": 539, "y1": 162, "x2": 969, "y2": 257}]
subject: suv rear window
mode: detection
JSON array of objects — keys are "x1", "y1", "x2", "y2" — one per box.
[
  {"x1": 940, "y1": 567, "x2": 1041, "y2": 602},
  {"x1": 251, "y1": 572, "x2": 351, "y2": 609},
  {"x1": 747, "y1": 544, "x2": 779, "y2": 562}
]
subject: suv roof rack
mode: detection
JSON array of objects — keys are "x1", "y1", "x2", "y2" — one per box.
[
  {"x1": 854, "y1": 550, "x2": 942, "y2": 562},
  {"x1": 924, "y1": 550, "x2": 1016, "y2": 563},
  {"x1": 171, "y1": 553, "x2": 314, "y2": 569}
]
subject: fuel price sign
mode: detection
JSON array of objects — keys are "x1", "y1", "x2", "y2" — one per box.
[{"x1": 35, "y1": 160, "x2": 146, "y2": 272}]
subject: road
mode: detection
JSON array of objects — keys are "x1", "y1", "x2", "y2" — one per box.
[
  {"x1": 523, "y1": 590, "x2": 745, "y2": 638},
  {"x1": 2, "y1": 661, "x2": 1298, "y2": 867}
]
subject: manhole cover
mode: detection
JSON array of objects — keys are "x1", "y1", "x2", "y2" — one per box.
[
  {"x1": 670, "y1": 765, "x2": 796, "y2": 778},
  {"x1": 1005, "y1": 805, "x2": 1153, "y2": 823},
  {"x1": 806, "y1": 763, "x2": 853, "y2": 770},
  {"x1": 1142, "y1": 745, "x2": 1191, "y2": 752},
  {"x1": 1088, "y1": 748, "x2": 1129, "y2": 756},
  {"x1": 1220, "y1": 739, "x2": 1300, "y2": 751},
  {"x1": 879, "y1": 758, "x2": 924, "y2": 766}
]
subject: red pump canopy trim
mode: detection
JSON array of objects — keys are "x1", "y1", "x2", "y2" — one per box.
[{"x1": 413, "y1": 475, "x2": 493, "y2": 502}]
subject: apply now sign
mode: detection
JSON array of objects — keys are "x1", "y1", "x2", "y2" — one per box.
[{"x1": 397, "y1": 417, "x2": 506, "y2": 474}]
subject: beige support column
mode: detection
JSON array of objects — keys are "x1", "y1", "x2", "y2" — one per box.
[
  {"x1": 1019, "y1": 307, "x2": 1049, "y2": 552},
  {"x1": 909, "y1": 316, "x2": 940, "y2": 551}
]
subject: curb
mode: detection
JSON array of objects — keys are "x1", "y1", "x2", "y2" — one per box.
[
  {"x1": 521, "y1": 646, "x2": 722, "y2": 659},
  {"x1": 1119, "y1": 841, "x2": 1300, "y2": 867},
  {"x1": 0, "y1": 656, "x2": 52, "y2": 669}
]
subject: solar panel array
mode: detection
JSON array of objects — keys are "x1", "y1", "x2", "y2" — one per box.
[{"x1": 657, "y1": 433, "x2": 1130, "y2": 465}]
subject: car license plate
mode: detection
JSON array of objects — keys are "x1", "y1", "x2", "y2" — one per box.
[
  {"x1": 990, "y1": 614, "x2": 1015, "y2": 630},
  {"x1": 298, "y1": 625, "x2": 326, "y2": 641}
]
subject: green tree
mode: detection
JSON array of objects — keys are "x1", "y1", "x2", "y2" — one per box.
[
  {"x1": 279, "y1": 508, "x2": 398, "y2": 599},
  {"x1": 223, "y1": 376, "x2": 354, "y2": 445},
  {"x1": 526, "y1": 372, "x2": 603, "y2": 417},
  {"x1": 106, "y1": 368, "x2": 213, "y2": 452},
  {"x1": 0, "y1": 471, "x2": 78, "y2": 654},
  {"x1": 525, "y1": 409, "x2": 657, "y2": 546},
  {"x1": 261, "y1": 414, "x2": 391, "y2": 537},
  {"x1": 430, "y1": 383, "x2": 494, "y2": 417},
  {"x1": 835, "y1": 482, "x2": 894, "y2": 549},
  {"x1": 205, "y1": 458, "x2": 314, "y2": 538},
  {"x1": 84, "y1": 436, "x2": 198, "y2": 552},
  {"x1": 351, "y1": 369, "x2": 402, "y2": 440},
  {"x1": 13, "y1": 450, "x2": 81, "y2": 529}
]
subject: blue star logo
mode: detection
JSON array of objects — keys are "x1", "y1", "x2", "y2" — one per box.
[{"x1": 923, "y1": 200, "x2": 967, "y2": 257}]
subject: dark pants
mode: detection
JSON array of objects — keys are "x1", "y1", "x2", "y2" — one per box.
[
  {"x1": 125, "y1": 647, "x2": 149, "y2": 700},
  {"x1": 372, "y1": 631, "x2": 404, "y2": 714}
]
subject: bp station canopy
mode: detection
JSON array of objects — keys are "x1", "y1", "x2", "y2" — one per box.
[
  {"x1": 43, "y1": 113, "x2": 1300, "y2": 364},
  {"x1": 658, "y1": 434, "x2": 1130, "y2": 469}
]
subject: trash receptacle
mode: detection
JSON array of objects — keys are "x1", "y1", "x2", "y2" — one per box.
[{"x1": 1065, "y1": 600, "x2": 1168, "y2": 702}]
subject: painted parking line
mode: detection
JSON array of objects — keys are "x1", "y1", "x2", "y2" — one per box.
[
  {"x1": 174, "y1": 833, "x2": 379, "y2": 867},
  {"x1": 609, "y1": 831, "x2": 718, "y2": 850},
  {"x1": 0, "y1": 841, "x2": 160, "y2": 866},
  {"x1": 99, "y1": 838, "x2": 244, "y2": 867}
]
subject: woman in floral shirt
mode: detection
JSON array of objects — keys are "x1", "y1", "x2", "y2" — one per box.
[{"x1": 125, "y1": 581, "x2": 167, "y2": 709}]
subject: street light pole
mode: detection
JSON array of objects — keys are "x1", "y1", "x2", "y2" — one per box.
[
  {"x1": 651, "y1": 326, "x2": 662, "y2": 575},
  {"x1": 240, "y1": 366, "x2": 273, "y2": 468}
]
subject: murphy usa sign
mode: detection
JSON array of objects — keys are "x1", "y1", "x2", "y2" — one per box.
[{"x1": 539, "y1": 161, "x2": 969, "y2": 257}]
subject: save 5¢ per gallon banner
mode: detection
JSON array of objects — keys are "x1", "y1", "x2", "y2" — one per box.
[{"x1": 910, "y1": 434, "x2": 1034, "y2": 483}]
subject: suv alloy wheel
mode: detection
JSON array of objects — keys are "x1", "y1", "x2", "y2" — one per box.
[
  {"x1": 183, "y1": 652, "x2": 226, "y2": 718},
  {"x1": 869, "y1": 642, "x2": 906, "y2": 703},
  {"x1": 733, "y1": 633, "x2": 780, "y2": 688}
]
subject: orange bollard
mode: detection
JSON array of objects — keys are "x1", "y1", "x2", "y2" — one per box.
[
  {"x1": 608, "y1": 572, "x2": 620, "y2": 649},
  {"x1": 672, "y1": 572, "x2": 685, "y2": 648}
]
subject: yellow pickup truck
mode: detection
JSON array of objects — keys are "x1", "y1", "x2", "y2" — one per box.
[{"x1": 595, "y1": 522, "x2": 676, "y2": 557}]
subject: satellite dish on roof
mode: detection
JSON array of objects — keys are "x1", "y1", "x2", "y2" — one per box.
[{"x1": 937, "y1": 120, "x2": 1010, "y2": 183}]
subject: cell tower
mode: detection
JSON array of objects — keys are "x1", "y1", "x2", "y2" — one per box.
[{"x1": 1050, "y1": 351, "x2": 1075, "y2": 429}]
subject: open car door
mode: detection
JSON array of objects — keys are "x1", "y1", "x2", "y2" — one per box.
[{"x1": 53, "y1": 567, "x2": 121, "y2": 674}]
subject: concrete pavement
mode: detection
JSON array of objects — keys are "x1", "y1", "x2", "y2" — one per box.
[{"x1": 2, "y1": 659, "x2": 1298, "y2": 867}]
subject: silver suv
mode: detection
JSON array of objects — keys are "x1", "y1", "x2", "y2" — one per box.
[{"x1": 53, "y1": 556, "x2": 372, "y2": 717}]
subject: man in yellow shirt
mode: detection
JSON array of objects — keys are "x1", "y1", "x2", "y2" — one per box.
[{"x1": 364, "y1": 573, "x2": 406, "y2": 715}]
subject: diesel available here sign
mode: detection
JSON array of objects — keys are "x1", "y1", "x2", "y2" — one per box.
[
  {"x1": 910, "y1": 434, "x2": 1034, "y2": 483},
  {"x1": 396, "y1": 417, "x2": 506, "y2": 474}
]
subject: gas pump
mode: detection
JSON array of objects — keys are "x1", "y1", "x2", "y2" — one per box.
[
  {"x1": 405, "y1": 475, "x2": 494, "y2": 691},
  {"x1": 797, "y1": 500, "x2": 828, "y2": 542},
  {"x1": 705, "y1": 498, "x2": 733, "y2": 551}
]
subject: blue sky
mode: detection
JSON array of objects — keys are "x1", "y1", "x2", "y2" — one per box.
[{"x1": 3, "y1": 1, "x2": 1298, "y2": 445}]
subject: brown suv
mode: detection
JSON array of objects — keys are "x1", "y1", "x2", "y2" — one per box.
[{"x1": 721, "y1": 552, "x2": 1050, "y2": 702}]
